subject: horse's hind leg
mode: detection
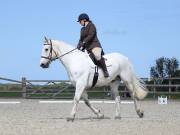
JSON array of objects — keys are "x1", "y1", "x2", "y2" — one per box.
[
  {"x1": 110, "y1": 80, "x2": 121, "y2": 119},
  {"x1": 127, "y1": 83, "x2": 144, "y2": 118},
  {"x1": 81, "y1": 90, "x2": 104, "y2": 119},
  {"x1": 120, "y1": 70, "x2": 144, "y2": 118},
  {"x1": 133, "y1": 97, "x2": 144, "y2": 118},
  {"x1": 125, "y1": 83, "x2": 144, "y2": 118}
]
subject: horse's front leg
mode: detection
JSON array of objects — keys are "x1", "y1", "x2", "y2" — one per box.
[
  {"x1": 82, "y1": 90, "x2": 104, "y2": 119},
  {"x1": 67, "y1": 82, "x2": 85, "y2": 122}
]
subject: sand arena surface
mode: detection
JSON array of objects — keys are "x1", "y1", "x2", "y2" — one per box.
[{"x1": 0, "y1": 99, "x2": 179, "y2": 135}]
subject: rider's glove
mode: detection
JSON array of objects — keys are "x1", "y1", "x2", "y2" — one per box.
[{"x1": 77, "y1": 42, "x2": 85, "y2": 51}]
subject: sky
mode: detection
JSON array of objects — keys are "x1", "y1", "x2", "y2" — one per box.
[{"x1": 0, "y1": 0, "x2": 180, "y2": 81}]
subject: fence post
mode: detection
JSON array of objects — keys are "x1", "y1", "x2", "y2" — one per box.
[
  {"x1": 169, "y1": 78, "x2": 172, "y2": 99},
  {"x1": 153, "y1": 79, "x2": 156, "y2": 99},
  {"x1": 22, "y1": 77, "x2": 27, "y2": 98},
  {"x1": 124, "y1": 86, "x2": 127, "y2": 99},
  {"x1": 103, "y1": 87, "x2": 106, "y2": 99}
]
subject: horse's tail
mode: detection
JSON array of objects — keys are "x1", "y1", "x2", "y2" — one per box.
[
  {"x1": 131, "y1": 76, "x2": 148, "y2": 100},
  {"x1": 120, "y1": 56, "x2": 148, "y2": 100}
]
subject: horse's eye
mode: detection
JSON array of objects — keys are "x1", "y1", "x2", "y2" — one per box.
[{"x1": 45, "y1": 48, "x2": 48, "y2": 52}]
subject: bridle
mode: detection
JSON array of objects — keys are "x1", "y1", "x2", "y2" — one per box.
[
  {"x1": 41, "y1": 39, "x2": 77, "y2": 62},
  {"x1": 41, "y1": 39, "x2": 58, "y2": 62}
]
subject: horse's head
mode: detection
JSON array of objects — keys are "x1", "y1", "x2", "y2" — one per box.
[{"x1": 40, "y1": 37, "x2": 58, "y2": 68}]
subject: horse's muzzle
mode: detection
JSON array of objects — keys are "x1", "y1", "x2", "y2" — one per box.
[{"x1": 40, "y1": 63, "x2": 49, "y2": 68}]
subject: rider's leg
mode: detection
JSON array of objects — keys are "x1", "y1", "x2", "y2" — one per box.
[
  {"x1": 97, "y1": 58, "x2": 109, "y2": 77},
  {"x1": 91, "y1": 47, "x2": 102, "y2": 61},
  {"x1": 92, "y1": 47, "x2": 109, "y2": 77}
]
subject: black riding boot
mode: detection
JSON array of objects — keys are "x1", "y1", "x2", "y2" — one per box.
[{"x1": 97, "y1": 58, "x2": 109, "y2": 77}]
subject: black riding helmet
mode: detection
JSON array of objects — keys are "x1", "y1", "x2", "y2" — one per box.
[{"x1": 77, "y1": 13, "x2": 89, "y2": 22}]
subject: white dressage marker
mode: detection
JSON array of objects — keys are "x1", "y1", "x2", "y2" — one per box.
[
  {"x1": 158, "y1": 96, "x2": 168, "y2": 105},
  {"x1": 39, "y1": 100, "x2": 134, "y2": 104}
]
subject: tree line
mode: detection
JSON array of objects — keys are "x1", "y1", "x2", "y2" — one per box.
[{"x1": 150, "y1": 57, "x2": 180, "y2": 79}]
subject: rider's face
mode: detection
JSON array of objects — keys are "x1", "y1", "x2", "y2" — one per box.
[{"x1": 79, "y1": 19, "x2": 85, "y2": 26}]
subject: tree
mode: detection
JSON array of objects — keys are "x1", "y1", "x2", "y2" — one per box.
[
  {"x1": 165, "y1": 57, "x2": 179, "y2": 77},
  {"x1": 175, "y1": 70, "x2": 180, "y2": 77},
  {"x1": 150, "y1": 66, "x2": 158, "y2": 78},
  {"x1": 150, "y1": 57, "x2": 166, "y2": 79},
  {"x1": 150, "y1": 57, "x2": 179, "y2": 78}
]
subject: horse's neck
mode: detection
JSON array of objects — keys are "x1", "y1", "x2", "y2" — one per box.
[
  {"x1": 54, "y1": 40, "x2": 86, "y2": 68},
  {"x1": 54, "y1": 40, "x2": 73, "y2": 55}
]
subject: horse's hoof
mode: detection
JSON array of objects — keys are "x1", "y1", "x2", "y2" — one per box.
[
  {"x1": 96, "y1": 110, "x2": 104, "y2": 119},
  {"x1": 66, "y1": 117, "x2": 75, "y2": 122},
  {"x1": 97, "y1": 114, "x2": 104, "y2": 119},
  {"x1": 139, "y1": 112, "x2": 144, "y2": 118},
  {"x1": 114, "y1": 116, "x2": 121, "y2": 120},
  {"x1": 137, "y1": 110, "x2": 144, "y2": 118}
]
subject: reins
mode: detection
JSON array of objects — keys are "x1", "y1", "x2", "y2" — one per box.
[{"x1": 58, "y1": 48, "x2": 77, "y2": 58}]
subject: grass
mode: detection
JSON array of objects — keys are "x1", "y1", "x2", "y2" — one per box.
[{"x1": 0, "y1": 92, "x2": 22, "y2": 98}]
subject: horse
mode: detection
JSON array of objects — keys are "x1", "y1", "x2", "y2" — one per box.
[{"x1": 40, "y1": 37, "x2": 148, "y2": 121}]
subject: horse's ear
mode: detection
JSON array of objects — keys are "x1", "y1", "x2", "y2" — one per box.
[{"x1": 44, "y1": 36, "x2": 48, "y2": 42}]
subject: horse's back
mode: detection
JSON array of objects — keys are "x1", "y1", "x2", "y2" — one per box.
[{"x1": 104, "y1": 52, "x2": 129, "y2": 65}]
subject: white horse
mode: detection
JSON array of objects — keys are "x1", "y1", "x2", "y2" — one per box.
[{"x1": 40, "y1": 37, "x2": 148, "y2": 121}]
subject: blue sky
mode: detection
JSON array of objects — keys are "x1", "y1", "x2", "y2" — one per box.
[{"x1": 0, "y1": 0, "x2": 180, "y2": 81}]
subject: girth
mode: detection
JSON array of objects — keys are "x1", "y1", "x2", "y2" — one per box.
[{"x1": 91, "y1": 66, "x2": 99, "y2": 88}]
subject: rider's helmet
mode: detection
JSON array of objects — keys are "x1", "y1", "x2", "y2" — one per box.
[{"x1": 77, "y1": 13, "x2": 89, "y2": 22}]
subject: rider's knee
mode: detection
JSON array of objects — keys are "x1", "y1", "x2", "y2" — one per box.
[{"x1": 92, "y1": 47, "x2": 102, "y2": 61}]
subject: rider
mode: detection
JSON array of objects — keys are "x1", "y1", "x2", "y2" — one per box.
[{"x1": 77, "y1": 13, "x2": 109, "y2": 77}]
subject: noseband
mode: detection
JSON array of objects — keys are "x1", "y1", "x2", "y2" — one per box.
[{"x1": 41, "y1": 39, "x2": 77, "y2": 62}]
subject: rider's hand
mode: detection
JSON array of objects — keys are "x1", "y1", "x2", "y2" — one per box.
[
  {"x1": 77, "y1": 42, "x2": 85, "y2": 50},
  {"x1": 77, "y1": 44, "x2": 81, "y2": 50},
  {"x1": 81, "y1": 46, "x2": 85, "y2": 52}
]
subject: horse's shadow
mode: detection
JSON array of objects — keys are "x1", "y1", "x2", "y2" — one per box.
[
  {"x1": 50, "y1": 115, "x2": 141, "y2": 121},
  {"x1": 51, "y1": 116, "x2": 111, "y2": 121}
]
